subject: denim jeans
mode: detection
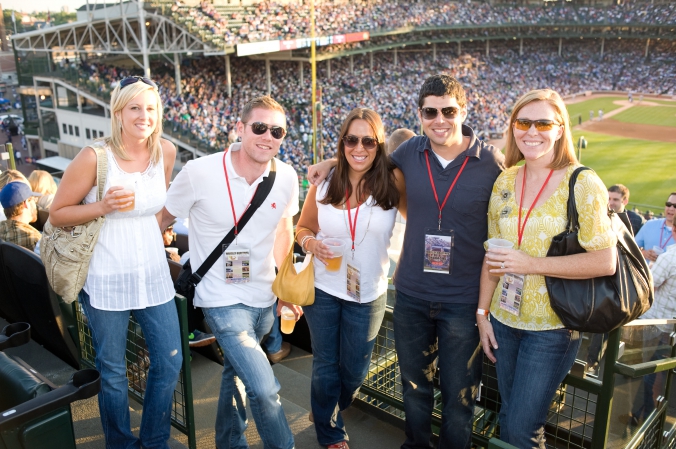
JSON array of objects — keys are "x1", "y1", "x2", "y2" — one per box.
[
  {"x1": 492, "y1": 319, "x2": 582, "y2": 449},
  {"x1": 393, "y1": 290, "x2": 481, "y2": 449},
  {"x1": 203, "y1": 304, "x2": 294, "y2": 449},
  {"x1": 79, "y1": 290, "x2": 182, "y2": 449},
  {"x1": 303, "y1": 288, "x2": 387, "y2": 446},
  {"x1": 262, "y1": 301, "x2": 282, "y2": 354}
]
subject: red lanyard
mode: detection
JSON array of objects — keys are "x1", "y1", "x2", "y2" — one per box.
[
  {"x1": 517, "y1": 166, "x2": 554, "y2": 248},
  {"x1": 346, "y1": 189, "x2": 361, "y2": 252},
  {"x1": 424, "y1": 151, "x2": 469, "y2": 229},
  {"x1": 659, "y1": 220, "x2": 673, "y2": 249},
  {"x1": 223, "y1": 150, "x2": 258, "y2": 236}
]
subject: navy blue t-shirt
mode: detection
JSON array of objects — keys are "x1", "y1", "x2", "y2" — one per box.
[{"x1": 390, "y1": 125, "x2": 505, "y2": 303}]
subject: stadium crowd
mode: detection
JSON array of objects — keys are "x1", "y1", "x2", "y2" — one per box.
[
  {"x1": 70, "y1": 37, "x2": 675, "y2": 177},
  {"x1": 172, "y1": 1, "x2": 676, "y2": 47}
]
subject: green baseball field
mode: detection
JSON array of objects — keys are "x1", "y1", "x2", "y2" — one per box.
[{"x1": 564, "y1": 95, "x2": 676, "y2": 211}]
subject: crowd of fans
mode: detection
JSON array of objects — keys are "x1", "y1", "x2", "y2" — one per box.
[
  {"x1": 70, "y1": 36, "x2": 675, "y2": 177},
  {"x1": 168, "y1": 0, "x2": 676, "y2": 47}
]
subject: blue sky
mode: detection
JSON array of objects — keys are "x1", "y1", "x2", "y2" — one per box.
[{"x1": 5, "y1": 0, "x2": 90, "y2": 14}]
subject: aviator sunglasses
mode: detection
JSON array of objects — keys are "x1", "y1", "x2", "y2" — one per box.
[
  {"x1": 420, "y1": 106, "x2": 460, "y2": 120},
  {"x1": 120, "y1": 76, "x2": 158, "y2": 89},
  {"x1": 666, "y1": 202, "x2": 676, "y2": 208},
  {"x1": 343, "y1": 135, "x2": 379, "y2": 150},
  {"x1": 245, "y1": 122, "x2": 287, "y2": 140},
  {"x1": 513, "y1": 118, "x2": 561, "y2": 132}
]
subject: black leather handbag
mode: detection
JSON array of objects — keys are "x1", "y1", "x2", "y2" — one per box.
[{"x1": 545, "y1": 167, "x2": 654, "y2": 333}]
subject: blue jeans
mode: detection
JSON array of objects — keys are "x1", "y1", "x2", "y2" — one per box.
[
  {"x1": 262, "y1": 301, "x2": 282, "y2": 354},
  {"x1": 79, "y1": 290, "x2": 182, "y2": 449},
  {"x1": 303, "y1": 288, "x2": 387, "y2": 446},
  {"x1": 203, "y1": 304, "x2": 294, "y2": 449},
  {"x1": 492, "y1": 319, "x2": 582, "y2": 449},
  {"x1": 393, "y1": 290, "x2": 481, "y2": 449}
]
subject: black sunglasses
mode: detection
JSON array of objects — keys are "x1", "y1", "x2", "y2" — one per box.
[
  {"x1": 120, "y1": 76, "x2": 158, "y2": 90},
  {"x1": 420, "y1": 106, "x2": 460, "y2": 120},
  {"x1": 666, "y1": 202, "x2": 676, "y2": 208},
  {"x1": 245, "y1": 122, "x2": 286, "y2": 140},
  {"x1": 343, "y1": 135, "x2": 378, "y2": 150},
  {"x1": 513, "y1": 119, "x2": 561, "y2": 132}
]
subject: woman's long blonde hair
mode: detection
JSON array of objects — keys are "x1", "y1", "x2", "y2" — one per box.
[
  {"x1": 107, "y1": 79, "x2": 164, "y2": 164},
  {"x1": 28, "y1": 170, "x2": 58, "y2": 195},
  {"x1": 504, "y1": 89, "x2": 577, "y2": 169}
]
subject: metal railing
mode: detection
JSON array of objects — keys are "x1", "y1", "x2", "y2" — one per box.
[
  {"x1": 74, "y1": 295, "x2": 196, "y2": 449},
  {"x1": 358, "y1": 309, "x2": 676, "y2": 449}
]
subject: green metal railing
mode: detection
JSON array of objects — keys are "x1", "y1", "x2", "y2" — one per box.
[
  {"x1": 74, "y1": 295, "x2": 196, "y2": 449},
  {"x1": 358, "y1": 309, "x2": 676, "y2": 449}
]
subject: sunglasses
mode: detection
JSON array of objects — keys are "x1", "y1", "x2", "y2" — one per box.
[
  {"x1": 343, "y1": 135, "x2": 378, "y2": 150},
  {"x1": 120, "y1": 76, "x2": 158, "y2": 90},
  {"x1": 420, "y1": 107, "x2": 460, "y2": 120},
  {"x1": 165, "y1": 226, "x2": 174, "y2": 232},
  {"x1": 245, "y1": 122, "x2": 286, "y2": 140},
  {"x1": 666, "y1": 202, "x2": 676, "y2": 208},
  {"x1": 513, "y1": 119, "x2": 561, "y2": 132}
]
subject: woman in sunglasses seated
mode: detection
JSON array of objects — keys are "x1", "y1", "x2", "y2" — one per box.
[
  {"x1": 295, "y1": 108, "x2": 406, "y2": 449},
  {"x1": 49, "y1": 76, "x2": 182, "y2": 449},
  {"x1": 476, "y1": 89, "x2": 616, "y2": 448}
]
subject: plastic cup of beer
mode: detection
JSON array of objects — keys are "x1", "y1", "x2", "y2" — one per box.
[
  {"x1": 109, "y1": 176, "x2": 136, "y2": 212},
  {"x1": 280, "y1": 306, "x2": 297, "y2": 334},
  {"x1": 322, "y1": 238, "x2": 346, "y2": 273},
  {"x1": 486, "y1": 238, "x2": 515, "y2": 251}
]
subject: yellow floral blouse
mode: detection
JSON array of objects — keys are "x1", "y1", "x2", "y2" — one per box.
[{"x1": 488, "y1": 164, "x2": 616, "y2": 330}]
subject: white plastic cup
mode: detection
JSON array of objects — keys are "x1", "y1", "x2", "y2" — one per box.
[
  {"x1": 109, "y1": 175, "x2": 136, "y2": 212},
  {"x1": 486, "y1": 238, "x2": 515, "y2": 250},
  {"x1": 322, "y1": 238, "x2": 346, "y2": 273},
  {"x1": 165, "y1": 247, "x2": 179, "y2": 255},
  {"x1": 280, "y1": 306, "x2": 297, "y2": 334}
]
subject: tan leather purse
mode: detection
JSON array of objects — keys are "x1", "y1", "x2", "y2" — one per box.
[
  {"x1": 272, "y1": 227, "x2": 315, "y2": 307},
  {"x1": 41, "y1": 143, "x2": 108, "y2": 304}
]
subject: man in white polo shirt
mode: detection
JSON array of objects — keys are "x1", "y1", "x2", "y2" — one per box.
[{"x1": 162, "y1": 96, "x2": 300, "y2": 449}]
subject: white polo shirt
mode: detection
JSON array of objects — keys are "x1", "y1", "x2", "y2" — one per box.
[{"x1": 165, "y1": 145, "x2": 299, "y2": 308}]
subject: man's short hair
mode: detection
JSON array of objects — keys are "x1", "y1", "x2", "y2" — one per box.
[
  {"x1": 670, "y1": 192, "x2": 676, "y2": 198},
  {"x1": 386, "y1": 128, "x2": 416, "y2": 154},
  {"x1": 4, "y1": 203, "x2": 23, "y2": 219},
  {"x1": 417, "y1": 75, "x2": 467, "y2": 109},
  {"x1": 240, "y1": 96, "x2": 286, "y2": 124},
  {"x1": 608, "y1": 184, "x2": 630, "y2": 201}
]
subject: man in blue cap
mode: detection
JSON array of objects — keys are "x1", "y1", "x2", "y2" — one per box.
[{"x1": 0, "y1": 181, "x2": 41, "y2": 251}]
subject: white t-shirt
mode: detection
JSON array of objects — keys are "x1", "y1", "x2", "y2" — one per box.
[
  {"x1": 165, "y1": 145, "x2": 299, "y2": 308},
  {"x1": 314, "y1": 178, "x2": 397, "y2": 303}
]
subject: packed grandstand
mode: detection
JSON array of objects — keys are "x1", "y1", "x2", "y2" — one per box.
[{"x1": 46, "y1": 1, "x2": 676, "y2": 177}]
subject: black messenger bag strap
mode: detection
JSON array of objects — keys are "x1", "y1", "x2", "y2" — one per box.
[{"x1": 188, "y1": 159, "x2": 277, "y2": 286}]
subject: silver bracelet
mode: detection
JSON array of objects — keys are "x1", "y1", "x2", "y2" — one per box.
[{"x1": 300, "y1": 235, "x2": 316, "y2": 254}]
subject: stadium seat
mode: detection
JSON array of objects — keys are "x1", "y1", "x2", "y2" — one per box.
[
  {"x1": 0, "y1": 242, "x2": 79, "y2": 369},
  {"x1": 0, "y1": 241, "x2": 30, "y2": 325},
  {"x1": 0, "y1": 322, "x2": 100, "y2": 449}
]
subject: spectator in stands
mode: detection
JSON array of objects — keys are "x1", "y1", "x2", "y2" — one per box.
[
  {"x1": 49, "y1": 76, "x2": 182, "y2": 449},
  {"x1": 608, "y1": 184, "x2": 645, "y2": 235},
  {"x1": 0, "y1": 169, "x2": 31, "y2": 222},
  {"x1": 478, "y1": 89, "x2": 616, "y2": 448},
  {"x1": 28, "y1": 170, "x2": 58, "y2": 211},
  {"x1": 162, "y1": 220, "x2": 181, "y2": 262},
  {"x1": 296, "y1": 108, "x2": 405, "y2": 449},
  {"x1": 0, "y1": 182, "x2": 41, "y2": 251},
  {"x1": 386, "y1": 128, "x2": 416, "y2": 154},
  {"x1": 161, "y1": 95, "x2": 300, "y2": 449},
  {"x1": 634, "y1": 192, "x2": 676, "y2": 262}
]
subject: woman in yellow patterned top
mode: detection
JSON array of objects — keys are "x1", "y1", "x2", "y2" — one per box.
[{"x1": 476, "y1": 89, "x2": 617, "y2": 448}]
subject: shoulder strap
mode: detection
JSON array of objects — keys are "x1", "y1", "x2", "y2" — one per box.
[
  {"x1": 566, "y1": 166, "x2": 592, "y2": 232},
  {"x1": 91, "y1": 143, "x2": 108, "y2": 202},
  {"x1": 190, "y1": 159, "x2": 277, "y2": 285}
]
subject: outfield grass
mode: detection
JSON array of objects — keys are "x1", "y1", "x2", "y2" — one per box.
[
  {"x1": 612, "y1": 105, "x2": 676, "y2": 128},
  {"x1": 571, "y1": 130, "x2": 674, "y2": 208},
  {"x1": 566, "y1": 97, "x2": 625, "y2": 125}
]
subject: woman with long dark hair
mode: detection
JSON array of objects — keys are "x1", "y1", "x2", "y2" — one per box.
[{"x1": 295, "y1": 108, "x2": 406, "y2": 449}]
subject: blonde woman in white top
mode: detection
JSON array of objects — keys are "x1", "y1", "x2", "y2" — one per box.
[
  {"x1": 296, "y1": 108, "x2": 406, "y2": 449},
  {"x1": 49, "y1": 76, "x2": 181, "y2": 449}
]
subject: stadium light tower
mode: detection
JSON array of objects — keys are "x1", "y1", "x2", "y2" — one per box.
[{"x1": 310, "y1": 0, "x2": 318, "y2": 164}]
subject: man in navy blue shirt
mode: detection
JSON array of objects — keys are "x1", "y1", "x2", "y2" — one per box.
[{"x1": 389, "y1": 75, "x2": 504, "y2": 449}]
